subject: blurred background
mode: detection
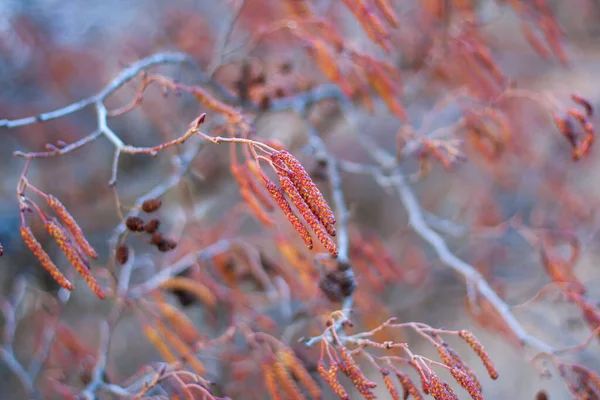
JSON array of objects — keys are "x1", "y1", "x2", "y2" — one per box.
[{"x1": 1, "y1": 0, "x2": 600, "y2": 399}]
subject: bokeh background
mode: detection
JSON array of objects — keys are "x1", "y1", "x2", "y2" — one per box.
[{"x1": 1, "y1": 0, "x2": 600, "y2": 399}]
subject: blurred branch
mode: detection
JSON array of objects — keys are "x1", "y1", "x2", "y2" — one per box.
[
  {"x1": 78, "y1": 321, "x2": 111, "y2": 400},
  {"x1": 0, "y1": 52, "x2": 194, "y2": 129},
  {"x1": 109, "y1": 137, "x2": 206, "y2": 254},
  {"x1": 389, "y1": 167, "x2": 555, "y2": 354},
  {"x1": 209, "y1": 0, "x2": 249, "y2": 75},
  {"x1": 3, "y1": 51, "x2": 226, "y2": 185},
  {"x1": 350, "y1": 135, "x2": 557, "y2": 356},
  {"x1": 0, "y1": 280, "x2": 38, "y2": 399},
  {"x1": 128, "y1": 239, "x2": 232, "y2": 299}
]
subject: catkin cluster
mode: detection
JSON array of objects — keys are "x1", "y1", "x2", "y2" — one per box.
[
  {"x1": 20, "y1": 194, "x2": 104, "y2": 298},
  {"x1": 267, "y1": 150, "x2": 338, "y2": 258}
]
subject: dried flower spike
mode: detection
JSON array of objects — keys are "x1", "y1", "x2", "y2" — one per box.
[
  {"x1": 126, "y1": 216, "x2": 145, "y2": 232},
  {"x1": 45, "y1": 218, "x2": 105, "y2": 299},
  {"x1": 21, "y1": 226, "x2": 74, "y2": 290},
  {"x1": 458, "y1": 330, "x2": 499, "y2": 380},
  {"x1": 141, "y1": 198, "x2": 162, "y2": 213},
  {"x1": 266, "y1": 181, "x2": 313, "y2": 249},
  {"x1": 47, "y1": 195, "x2": 98, "y2": 259}
]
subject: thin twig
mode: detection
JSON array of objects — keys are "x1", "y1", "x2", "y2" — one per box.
[{"x1": 1, "y1": 52, "x2": 194, "y2": 129}]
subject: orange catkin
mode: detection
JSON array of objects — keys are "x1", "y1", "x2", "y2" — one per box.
[
  {"x1": 373, "y1": 0, "x2": 399, "y2": 27},
  {"x1": 277, "y1": 348, "x2": 322, "y2": 399},
  {"x1": 442, "y1": 343, "x2": 482, "y2": 392},
  {"x1": 317, "y1": 361, "x2": 350, "y2": 400},
  {"x1": 450, "y1": 367, "x2": 483, "y2": 400},
  {"x1": 142, "y1": 324, "x2": 178, "y2": 363},
  {"x1": 262, "y1": 362, "x2": 284, "y2": 400},
  {"x1": 458, "y1": 330, "x2": 499, "y2": 380},
  {"x1": 20, "y1": 226, "x2": 74, "y2": 290},
  {"x1": 45, "y1": 218, "x2": 105, "y2": 299},
  {"x1": 159, "y1": 277, "x2": 217, "y2": 309},
  {"x1": 266, "y1": 181, "x2": 313, "y2": 249},
  {"x1": 339, "y1": 347, "x2": 376, "y2": 397},
  {"x1": 381, "y1": 369, "x2": 401, "y2": 400},
  {"x1": 46, "y1": 195, "x2": 98, "y2": 259},
  {"x1": 271, "y1": 150, "x2": 336, "y2": 236},
  {"x1": 277, "y1": 172, "x2": 337, "y2": 258},
  {"x1": 271, "y1": 361, "x2": 305, "y2": 400},
  {"x1": 395, "y1": 371, "x2": 423, "y2": 400}
]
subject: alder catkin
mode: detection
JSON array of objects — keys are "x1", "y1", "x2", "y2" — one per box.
[
  {"x1": 450, "y1": 367, "x2": 483, "y2": 400},
  {"x1": 276, "y1": 172, "x2": 337, "y2": 258},
  {"x1": 159, "y1": 277, "x2": 217, "y2": 309},
  {"x1": 265, "y1": 181, "x2": 313, "y2": 249},
  {"x1": 317, "y1": 361, "x2": 350, "y2": 400},
  {"x1": 45, "y1": 219, "x2": 105, "y2": 299},
  {"x1": 429, "y1": 374, "x2": 459, "y2": 400},
  {"x1": 339, "y1": 347, "x2": 377, "y2": 397},
  {"x1": 277, "y1": 348, "x2": 322, "y2": 399},
  {"x1": 395, "y1": 371, "x2": 423, "y2": 400},
  {"x1": 262, "y1": 362, "x2": 284, "y2": 400},
  {"x1": 458, "y1": 330, "x2": 499, "y2": 380},
  {"x1": 381, "y1": 369, "x2": 401, "y2": 400},
  {"x1": 271, "y1": 150, "x2": 336, "y2": 235},
  {"x1": 443, "y1": 343, "x2": 482, "y2": 392},
  {"x1": 47, "y1": 195, "x2": 98, "y2": 259},
  {"x1": 271, "y1": 361, "x2": 305, "y2": 400},
  {"x1": 20, "y1": 226, "x2": 74, "y2": 290}
]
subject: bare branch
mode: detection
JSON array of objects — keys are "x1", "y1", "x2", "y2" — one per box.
[{"x1": 0, "y1": 52, "x2": 194, "y2": 129}]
